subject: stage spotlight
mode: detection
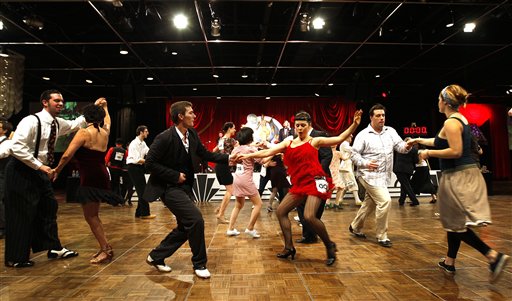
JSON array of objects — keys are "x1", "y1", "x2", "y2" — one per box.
[
  {"x1": 173, "y1": 14, "x2": 188, "y2": 29},
  {"x1": 211, "y1": 17, "x2": 221, "y2": 37},
  {"x1": 111, "y1": 0, "x2": 123, "y2": 7},
  {"x1": 300, "y1": 13, "x2": 310, "y2": 32},
  {"x1": 312, "y1": 17, "x2": 325, "y2": 30},
  {"x1": 464, "y1": 22, "x2": 476, "y2": 32},
  {"x1": 241, "y1": 72, "x2": 248, "y2": 79},
  {"x1": 0, "y1": 20, "x2": 4, "y2": 31},
  {"x1": 446, "y1": 10, "x2": 455, "y2": 28},
  {"x1": 23, "y1": 16, "x2": 44, "y2": 30}
]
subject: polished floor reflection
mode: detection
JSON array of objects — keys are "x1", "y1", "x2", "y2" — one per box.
[{"x1": 1, "y1": 193, "x2": 511, "y2": 300}]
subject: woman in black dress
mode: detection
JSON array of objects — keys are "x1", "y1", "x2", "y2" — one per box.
[{"x1": 213, "y1": 122, "x2": 237, "y2": 223}]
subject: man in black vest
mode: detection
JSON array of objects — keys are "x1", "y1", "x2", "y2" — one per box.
[{"x1": 144, "y1": 101, "x2": 234, "y2": 278}]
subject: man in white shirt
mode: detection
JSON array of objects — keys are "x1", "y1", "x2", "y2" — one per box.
[
  {"x1": 0, "y1": 118, "x2": 13, "y2": 239},
  {"x1": 126, "y1": 125, "x2": 155, "y2": 219},
  {"x1": 4, "y1": 89, "x2": 97, "y2": 267},
  {"x1": 349, "y1": 103, "x2": 412, "y2": 248}
]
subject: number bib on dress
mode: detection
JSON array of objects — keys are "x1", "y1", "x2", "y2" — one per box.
[
  {"x1": 235, "y1": 163, "x2": 245, "y2": 175},
  {"x1": 315, "y1": 176, "x2": 328, "y2": 194}
]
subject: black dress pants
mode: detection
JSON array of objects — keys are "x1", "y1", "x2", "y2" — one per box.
[
  {"x1": 127, "y1": 164, "x2": 150, "y2": 217},
  {"x1": 395, "y1": 172, "x2": 419, "y2": 204},
  {"x1": 4, "y1": 159, "x2": 62, "y2": 263},
  {"x1": 149, "y1": 187, "x2": 207, "y2": 269}
]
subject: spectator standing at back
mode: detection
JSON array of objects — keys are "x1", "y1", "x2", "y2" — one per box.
[{"x1": 105, "y1": 138, "x2": 127, "y2": 200}]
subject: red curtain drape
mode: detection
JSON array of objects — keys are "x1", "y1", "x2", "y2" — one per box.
[
  {"x1": 166, "y1": 97, "x2": 356, "y2": 151},
  {"x1": 460, "y1": 104, "x2": 511, "y2": 179}
]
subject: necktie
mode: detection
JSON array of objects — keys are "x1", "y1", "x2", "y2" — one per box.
[{"x1": 47, "y1": 120, "x2": 57, "y2": 165}]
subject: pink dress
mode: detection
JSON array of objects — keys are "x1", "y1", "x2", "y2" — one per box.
[{"x1": 231, "y1": 145, "x2": 263, "y2": 197}]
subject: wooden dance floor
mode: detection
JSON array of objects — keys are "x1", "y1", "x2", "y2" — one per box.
[{"x1": 1, "y1": 193, "x2": 511, "y2": 300}]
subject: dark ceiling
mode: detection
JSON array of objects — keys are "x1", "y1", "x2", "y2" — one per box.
[{"x1": 1, "y1": 0, "x2": 511, "y2": 104}]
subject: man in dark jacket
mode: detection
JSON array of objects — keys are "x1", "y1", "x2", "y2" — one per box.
[
  {"x1": 393, "y1": 138, "x2": 419, "y2": 206},
  {"x1": 143, "y1": 101, "x2": 235, "y2": 278}
]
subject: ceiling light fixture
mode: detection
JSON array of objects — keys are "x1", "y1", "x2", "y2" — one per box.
[
  {"x1": 328, "y1": 83, "x2": 334, "y2": 86},
  {"x1": 216, "y1": 96, "x2": 221, "y2": 100},
  {"x1": 111, "y1": 0, "x2": 123, "y2": 7},
  {"x1": 209, "y1": 3, "x2": 221, "y2": 37},
  {"x1": 271, "y1": 83, "x2": 277, "y2": 86},
  {"x1": 119, "y1": 45, "x2": 128, "y2": 55},
  {"x1": 0, "y1": 46, "x2": 8, "y2": 57},
  {"x1": 265, "y1": 96, "x2": 271, "y2": 100},
  {"x1": 193, "y1": 87, "x2": 197, "y2": 91},
  {"x1": 22, "y1": 16, "x2": 44, "y2": 30},
  {"x1": 241, "y1": 73, "x2": 248, "y2": 79},
  {"x1": 446, "y1": 10, "x2": 455, "y2": 28},
  {"x1": 299, "y1": 12, "x2": 310, "y2": 32},
  {"x1": 147, "y1": 77, "x2": 153, "y2": 81},
  {"x1": 0, "y1": 20, "x2": 4, "y2": 31},
  {"x1": 173, "y1": 14, "x2": 188, "y2": 30},
  {"x1": 85, "y1": 79, "x2": 93, "y2": 84},
  {"x1": 464, "y1": 22, "x2": 476, "y2": 32},
  {"x1": 314, "y1": 93, "x2": 320, "y2": 97},
  {"x1": 42, "y1": 76, "x2": 50, "y2": 81},
  {"x1": 171, "y1": 51, "x2": 178, "y2": 56},
  {"x1": 312, "y1": 17, "x2": 325, "y2": 30},
  {"x1": 375, "y1": 74, "x2": 381, "y2": 78},
  {"x1": 212, "y1": 74, "x2": 219, "y2": 78}
]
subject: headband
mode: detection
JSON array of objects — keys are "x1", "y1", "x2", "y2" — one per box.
[{"x1": 441, "y1": 87, "x2": 459, "y2": 109}]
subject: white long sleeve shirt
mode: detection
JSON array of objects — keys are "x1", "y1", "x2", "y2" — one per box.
[
  {"x1": 351, "y1": 124, "x2": 409, "y2": 187},
  {"x1": 0, "y1": 136, "x2": 13, "y2": 159},
  {"x1": 11, "y1": 109, "x2": 85, "y2": 170},
  {"x1": 126, "y1": 136, "x2": 149, "y2": 165}
]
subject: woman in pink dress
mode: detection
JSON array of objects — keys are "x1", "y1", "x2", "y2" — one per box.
[
  {"x1": 226, "y1": 127, "x2": 265, "y2": 238},
  {"x1": 239, "y1": 110, "x2": 362, "y2": 265}
]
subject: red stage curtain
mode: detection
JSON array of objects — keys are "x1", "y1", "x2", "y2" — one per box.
[
  {"x1": 460, "y1": 104, "x2": 511, "y2": 179},
  {"x1": 166, "y1": 97, "x2": 356, "y2": 151}
]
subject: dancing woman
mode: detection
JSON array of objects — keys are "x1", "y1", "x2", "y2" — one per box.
[
  {"x1": 239, "y1": 110, "x2": 362, "y2": 265},
  {"x1": 53, "y1": 99, "x2": 121, "y2": 264},
  {"x1": 411, "y1": 84, "x2": 509, "y2": 282}
]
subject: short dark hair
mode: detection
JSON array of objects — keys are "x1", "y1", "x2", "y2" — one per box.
[
  {"x1": 236, "y1": 127, "x2": 254, "y2": 145},
  {"x1": 82, "y1": 104, "x2": 105, "y2": 124},
  {"x1": 115, "y1": 138, "x2": 124, "y2": 145},
  {"x1": 136, "y1": 125, "x2": 147, "y2": 136},
  {"x1": 40, "y1": 89, "x2": 61, "y2": 103},
  {"x1": 0, "y1": 118, "x2": 13, "y2": 136},
  {"x1": 369, "y1": 103, "x2": 386, "y2": 117},
  {"x1": 294, "y1": 111, "x2": 311, "y2": 123},
  {"x1": 222, "y1": 122, "x2": 234, "y2": 133},
  {"x1": 170, "y1": 101, "x2": 192, "y2": 124}
]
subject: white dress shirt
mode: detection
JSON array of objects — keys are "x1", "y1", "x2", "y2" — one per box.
[
  {"x1": 175, "y1": 127, "x2": 189, "y2": 153},
  {"x1": 11, "y1": 109, "x2": 85, "y2": 170},
  {"x1": 126, "y1": 136, "x2": 149, "y2": 164},
  {"x1": 351, "y1": 124, "x2": 409, "y2": 187},
  {"x1": 0, "y1": 136, "x2": 13, "y2": 159}
]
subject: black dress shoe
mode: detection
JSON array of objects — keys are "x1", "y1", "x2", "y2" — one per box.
[
  {"x1": 295, "y1": 237, "x2": 318, "y2": 244},
  {"x1": 5, "y1": 260, "x2": 34, "y2": 268},
  {"x1": 349, "y1": 225, "x2": 366, "y2": 239}
]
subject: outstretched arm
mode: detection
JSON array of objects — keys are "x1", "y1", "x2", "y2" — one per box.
[
  {"x1": 52, "y1": 129, "x2": 87, "y2": 180},
  {"x1": 239, "y1": 141, "x2": 287, "y2": 160}
]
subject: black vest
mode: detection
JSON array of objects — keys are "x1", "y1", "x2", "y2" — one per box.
[{"x1": 108, "y1": 146, "x2": 126, "y2": 169}]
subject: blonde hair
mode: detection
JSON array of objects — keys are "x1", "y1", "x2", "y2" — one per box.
[{"x1": 439, "y1": 84, "x2": 470, "y2": 109}]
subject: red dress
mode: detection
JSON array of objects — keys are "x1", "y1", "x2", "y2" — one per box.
[{"x1": 283, "y1": 140, "x2": 333, "y2": 200}]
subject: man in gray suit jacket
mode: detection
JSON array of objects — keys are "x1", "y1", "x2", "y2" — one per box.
[{"x1": 143, "y1": 101, "x2": 232, "y2": 278}]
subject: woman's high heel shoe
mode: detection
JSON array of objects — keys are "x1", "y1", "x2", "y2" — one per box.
[
  {"x1": 277, "y1": 247, "x2": 296, "y2": 260},
  {"x1": 326, "y1": 242, "x2": 337, "y2": 266},
  {"x1": 90, "y1": 245, "x2": 113, "y2": 264}
]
